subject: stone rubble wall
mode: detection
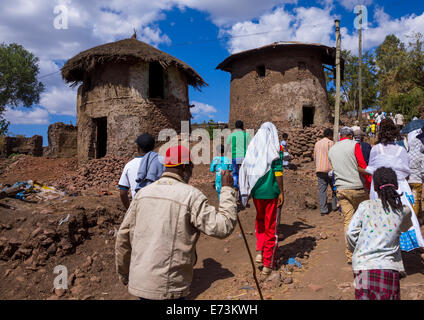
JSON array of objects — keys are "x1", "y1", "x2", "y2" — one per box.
[
  {"x1": 1, "y1": 136, "x2": 43, "y2": 157},
  {"x1": 44, "y1": 122, "x2": 77, "y2": 158}
]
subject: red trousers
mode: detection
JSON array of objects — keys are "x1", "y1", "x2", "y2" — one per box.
[{"x1": 253, "y1": 198, "x2": 280, "y2": 268}]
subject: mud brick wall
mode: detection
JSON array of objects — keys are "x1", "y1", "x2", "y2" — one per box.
[
  {"x1": 76, "y1": 62, "x2": 191, "y2": 164},
  {"x1": 227, "y1": 48, "x2": 330, "y2": 131},
  {"x1": 1, "y1": 135, "x2": 43, "y2": 157},
  {"x1": 44, "y1": 122, "x2": 77, "y2": 158}
]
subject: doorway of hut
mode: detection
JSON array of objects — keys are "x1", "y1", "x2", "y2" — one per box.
[
  {"x1": 302, "y1": 105, "x2": 315, "y2": 127},
  {"x1": 93, "y1": 117, "x2": 107, "y2": 158}
]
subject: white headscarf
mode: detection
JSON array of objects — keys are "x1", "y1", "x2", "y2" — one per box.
[{"x1": 239, "y1": 122, "x2": 280, "y2": 206}]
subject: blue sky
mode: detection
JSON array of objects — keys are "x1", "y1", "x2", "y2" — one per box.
[{"x1": 2, "y1": 0, "x2": 423, "y2": 145}]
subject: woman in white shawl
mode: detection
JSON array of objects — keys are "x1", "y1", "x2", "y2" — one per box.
[
  {"x1": 239, "y1": 122, "x2": 285, "y2": 275},
  {"x1": 364, "y1": 118, "x2": 424, "y2": 251}
]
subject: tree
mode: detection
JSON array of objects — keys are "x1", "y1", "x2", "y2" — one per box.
[
  {"x1": 325, "y1": 50, "x2": 378, "y2": 115},
  {"x1": 341, "y1": 50, "x2": 378, "y2": 113},
  {"x1": 0, "y1": 43, "x2": 44, "y2": 134},
  {"x1": 376, "y1": 34, "x2": 424, "y2": 121}
]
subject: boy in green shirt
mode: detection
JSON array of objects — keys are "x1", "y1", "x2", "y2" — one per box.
[{"x1": 226, "y1": 120, "x2": 251, "y2": 192}]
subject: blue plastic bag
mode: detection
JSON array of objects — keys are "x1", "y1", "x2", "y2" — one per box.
[{"x1": 286, "y1": 257, "x2": 302, "y2": 269}]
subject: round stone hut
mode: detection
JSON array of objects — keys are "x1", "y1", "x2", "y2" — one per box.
[
  {"x1": 216, "y1": 41, "x2": 343, "y2": 131},
  {"x1": 61, "y1": 37, "x2": 205, "y2": 164}
]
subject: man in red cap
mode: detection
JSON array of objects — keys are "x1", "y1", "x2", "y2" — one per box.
[{"x1": 115, "y1": 145, "x2": 238, "y2": 300}]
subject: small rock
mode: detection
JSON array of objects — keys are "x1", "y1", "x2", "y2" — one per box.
[
  {"x1": 319, "y1": 233, "x2": 328, "y2": 240},
  {"x1": 282, "y1": 276, "x2": 293, "y2": 284},
  {"x1": 337, "y1": 282, "x2": 351, "y2": 290},
  {"x1": 308, "y1": 284, "x2": 323, "y2": 292},
  {"x1": 40, "y1": 209, "x2": 54, "y2": 215},
  {"x1": 16, "y1": 276, "x2": 25, "y2": 282},
  {"x1": 70, "y1": 285, "x2": 84, "y2": 296},
  {"x1": 55, "y1": 288, "x2": 66, "y2": 297},
  {"x1": 46, "y1": 295, "x2": 59, "y2": 300},
  {"x1": 266, "y1": 272, "x2": 281, "y2": 283},
  {"x1": 90, "y1": 276, "x2": 101, "y2": 283},
  {"x1": 83, "y1": 256, "x2": 93, "y2": 267},
  {"x1": 304, "y1": 196, "x2": 318, "y2": 210},
  {"x1": 224, "y1": 247, "x2": 230, "y2": 254},
  {"x1": 4, "y1": 269, "x2": 12, "y2": 277}
]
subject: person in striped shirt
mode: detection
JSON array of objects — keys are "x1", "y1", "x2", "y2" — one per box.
[{"x1": 314, "y1": 128, "x2": 337, "y2": 216}]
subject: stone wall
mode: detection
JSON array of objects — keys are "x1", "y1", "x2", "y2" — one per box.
[
  {"x1": 76, "y1": 62, "x2": 190, "y2": 164},
  {"x1": 44, "y1": 122, "x2": 77, "y2": 158},
  {"x1": 228, "y1": 48, "x2": 329, "y2": 131},
  {"x1": 280, "y1": 125, "x2": 327, "y2": 167},
  {"x1": 1, "y1": 135, "x2": 43, "y2": 157}
]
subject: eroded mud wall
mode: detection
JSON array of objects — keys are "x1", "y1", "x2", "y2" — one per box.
[{"x1": 228, "y1": 49, "x2": 329, "y2": 131}]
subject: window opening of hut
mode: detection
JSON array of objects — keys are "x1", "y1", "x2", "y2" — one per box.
[
  {"x1": 149, "y1": 62, "x2": 164, "y2": 99},
  {"x1": 302, "y1": 106, "x2": 315, "y2": 127},
  {"x1": 94, "y1": 117, "x2": 107, "y2": 159},
  {"x1": 298, "y1": 62, "x2": 306, "y2": 72},
  {"x1": 256, "y1": 65, "x2": 266, "y2": 77}
]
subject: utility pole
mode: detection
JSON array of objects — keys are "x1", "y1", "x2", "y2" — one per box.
[
  {"x1": 334, "y1": 19, "x2": 341, "y2": 142},
  {"x1": 358, "y1": 7, "x2": 363, "y2": 124}
]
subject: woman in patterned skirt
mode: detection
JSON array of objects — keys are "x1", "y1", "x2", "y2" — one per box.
[{"x1": 346, "y1": 167, "x2": 412, "y2": 300}]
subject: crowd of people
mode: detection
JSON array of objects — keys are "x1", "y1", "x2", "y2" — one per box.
[
  {"x1": 364, "y1": 111, "x2": 406, "y2": 137},
  {"x1": 114, "y1": 115, "x2": 424, "y2": 301},
  {"x1": 315, "y1": 117, "x2": 424, "y2": 300}
]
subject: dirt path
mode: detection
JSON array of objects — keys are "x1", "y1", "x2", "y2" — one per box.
[{"x1": 1, "y1": 157, "x2": 424, "y2": 300}]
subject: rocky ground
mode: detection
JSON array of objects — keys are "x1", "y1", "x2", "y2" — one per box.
[{"x1": 1, "y1": 154, "x2": 424, "y2": 300}]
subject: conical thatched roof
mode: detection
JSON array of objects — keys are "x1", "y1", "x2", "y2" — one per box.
[{"x1": 61, "y1": 38, "x2": 206, "y2": 89}]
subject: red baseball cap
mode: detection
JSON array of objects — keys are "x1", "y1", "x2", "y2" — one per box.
[{"x1": 164, "y1": 145, "x2": 191, "y2": 167}]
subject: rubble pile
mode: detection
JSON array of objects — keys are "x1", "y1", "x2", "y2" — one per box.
[
  {"x1": 283, "y1": 125, "x2": 325, "y2": 166},
  {"x1": 0, "y1": 205, "x2": 122, "y2": 267},
  {"x1": 55, "y1": 155, "x2": 129, "y2": 193}
]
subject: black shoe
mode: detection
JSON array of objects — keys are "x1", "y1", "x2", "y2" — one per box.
[{"x1": 320, "y1": 212, "x2": 329, "y2": 216}]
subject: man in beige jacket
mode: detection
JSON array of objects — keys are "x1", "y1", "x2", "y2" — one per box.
[{"x1": 115, "y1": 145, "x2": 238, "y2": 300}]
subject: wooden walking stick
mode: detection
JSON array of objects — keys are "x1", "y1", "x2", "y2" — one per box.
[{"x1": 237, "y1": 213, "x2": 264, "y2": 300}]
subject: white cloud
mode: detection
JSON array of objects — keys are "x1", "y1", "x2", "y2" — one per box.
[
  {"x1": 341, "y1": 9, "x2": 424, "y2": 53},
  {"x1": 177, "y1": 0, "x2": 297, "y2": 27},
  {"x1": 0, "y1": 0, "x2": 176, "y2": 121},
  {"x1": 4, "y1": 107, "x2": 49, "y2": 125},
  {"x1": 39, "y1": 86, "x2": 78, "y2": 116},
  {"x1": 191, "y1": 101, "x2": 217, "y2": 119},
  {"x1": 337, "y1": 0, "x2": 373, "y2": 11},
  {"x1": 222, "y1": 4, "x2": 424, "y2": 57},
  {"x1": 223, "y1": 6, "x2": 335, "y2": 54}
]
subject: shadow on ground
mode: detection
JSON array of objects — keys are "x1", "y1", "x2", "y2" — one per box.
[
  {"x1": 188, "y1": 258, "x2": 234, "y2": 299},
  {"x1": 402, "y1": 249, "x2": 424, "y2": 276},
  {"x1": 276, "y1": 236, "x2": 317, "y2": 269},
  {"x1": 278, "y1": 221, "x2": 315, "y2": 239}
]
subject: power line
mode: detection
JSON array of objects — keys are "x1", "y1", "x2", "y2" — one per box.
[
  {"x1": 167, "y1": 22, "x2": 332, "y2": 47},
  {"x1": 38, "y1": 70, "x2": 60, "y2": 79},
  {"x1": 36, "y1": 21, "x2": 333, "y2": 79}
]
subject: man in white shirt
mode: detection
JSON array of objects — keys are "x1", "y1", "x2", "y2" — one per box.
[
  {"x1": 394, "y1": 113, "x2": 404, "y2": 130},
  {"x1": 118, "y1": 133, "x2": 164, "y2": 209},
  {"x1": 351, "y1": 120, "x2": 361, "y2": 133}
]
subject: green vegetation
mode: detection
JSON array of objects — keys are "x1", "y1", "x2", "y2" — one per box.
[
  {"x1": 0, "y1": 43, "x2": 44, "y2": 134},
  {"x1": 326, "y1": 33, "x2": 424, "y2": 121}
]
